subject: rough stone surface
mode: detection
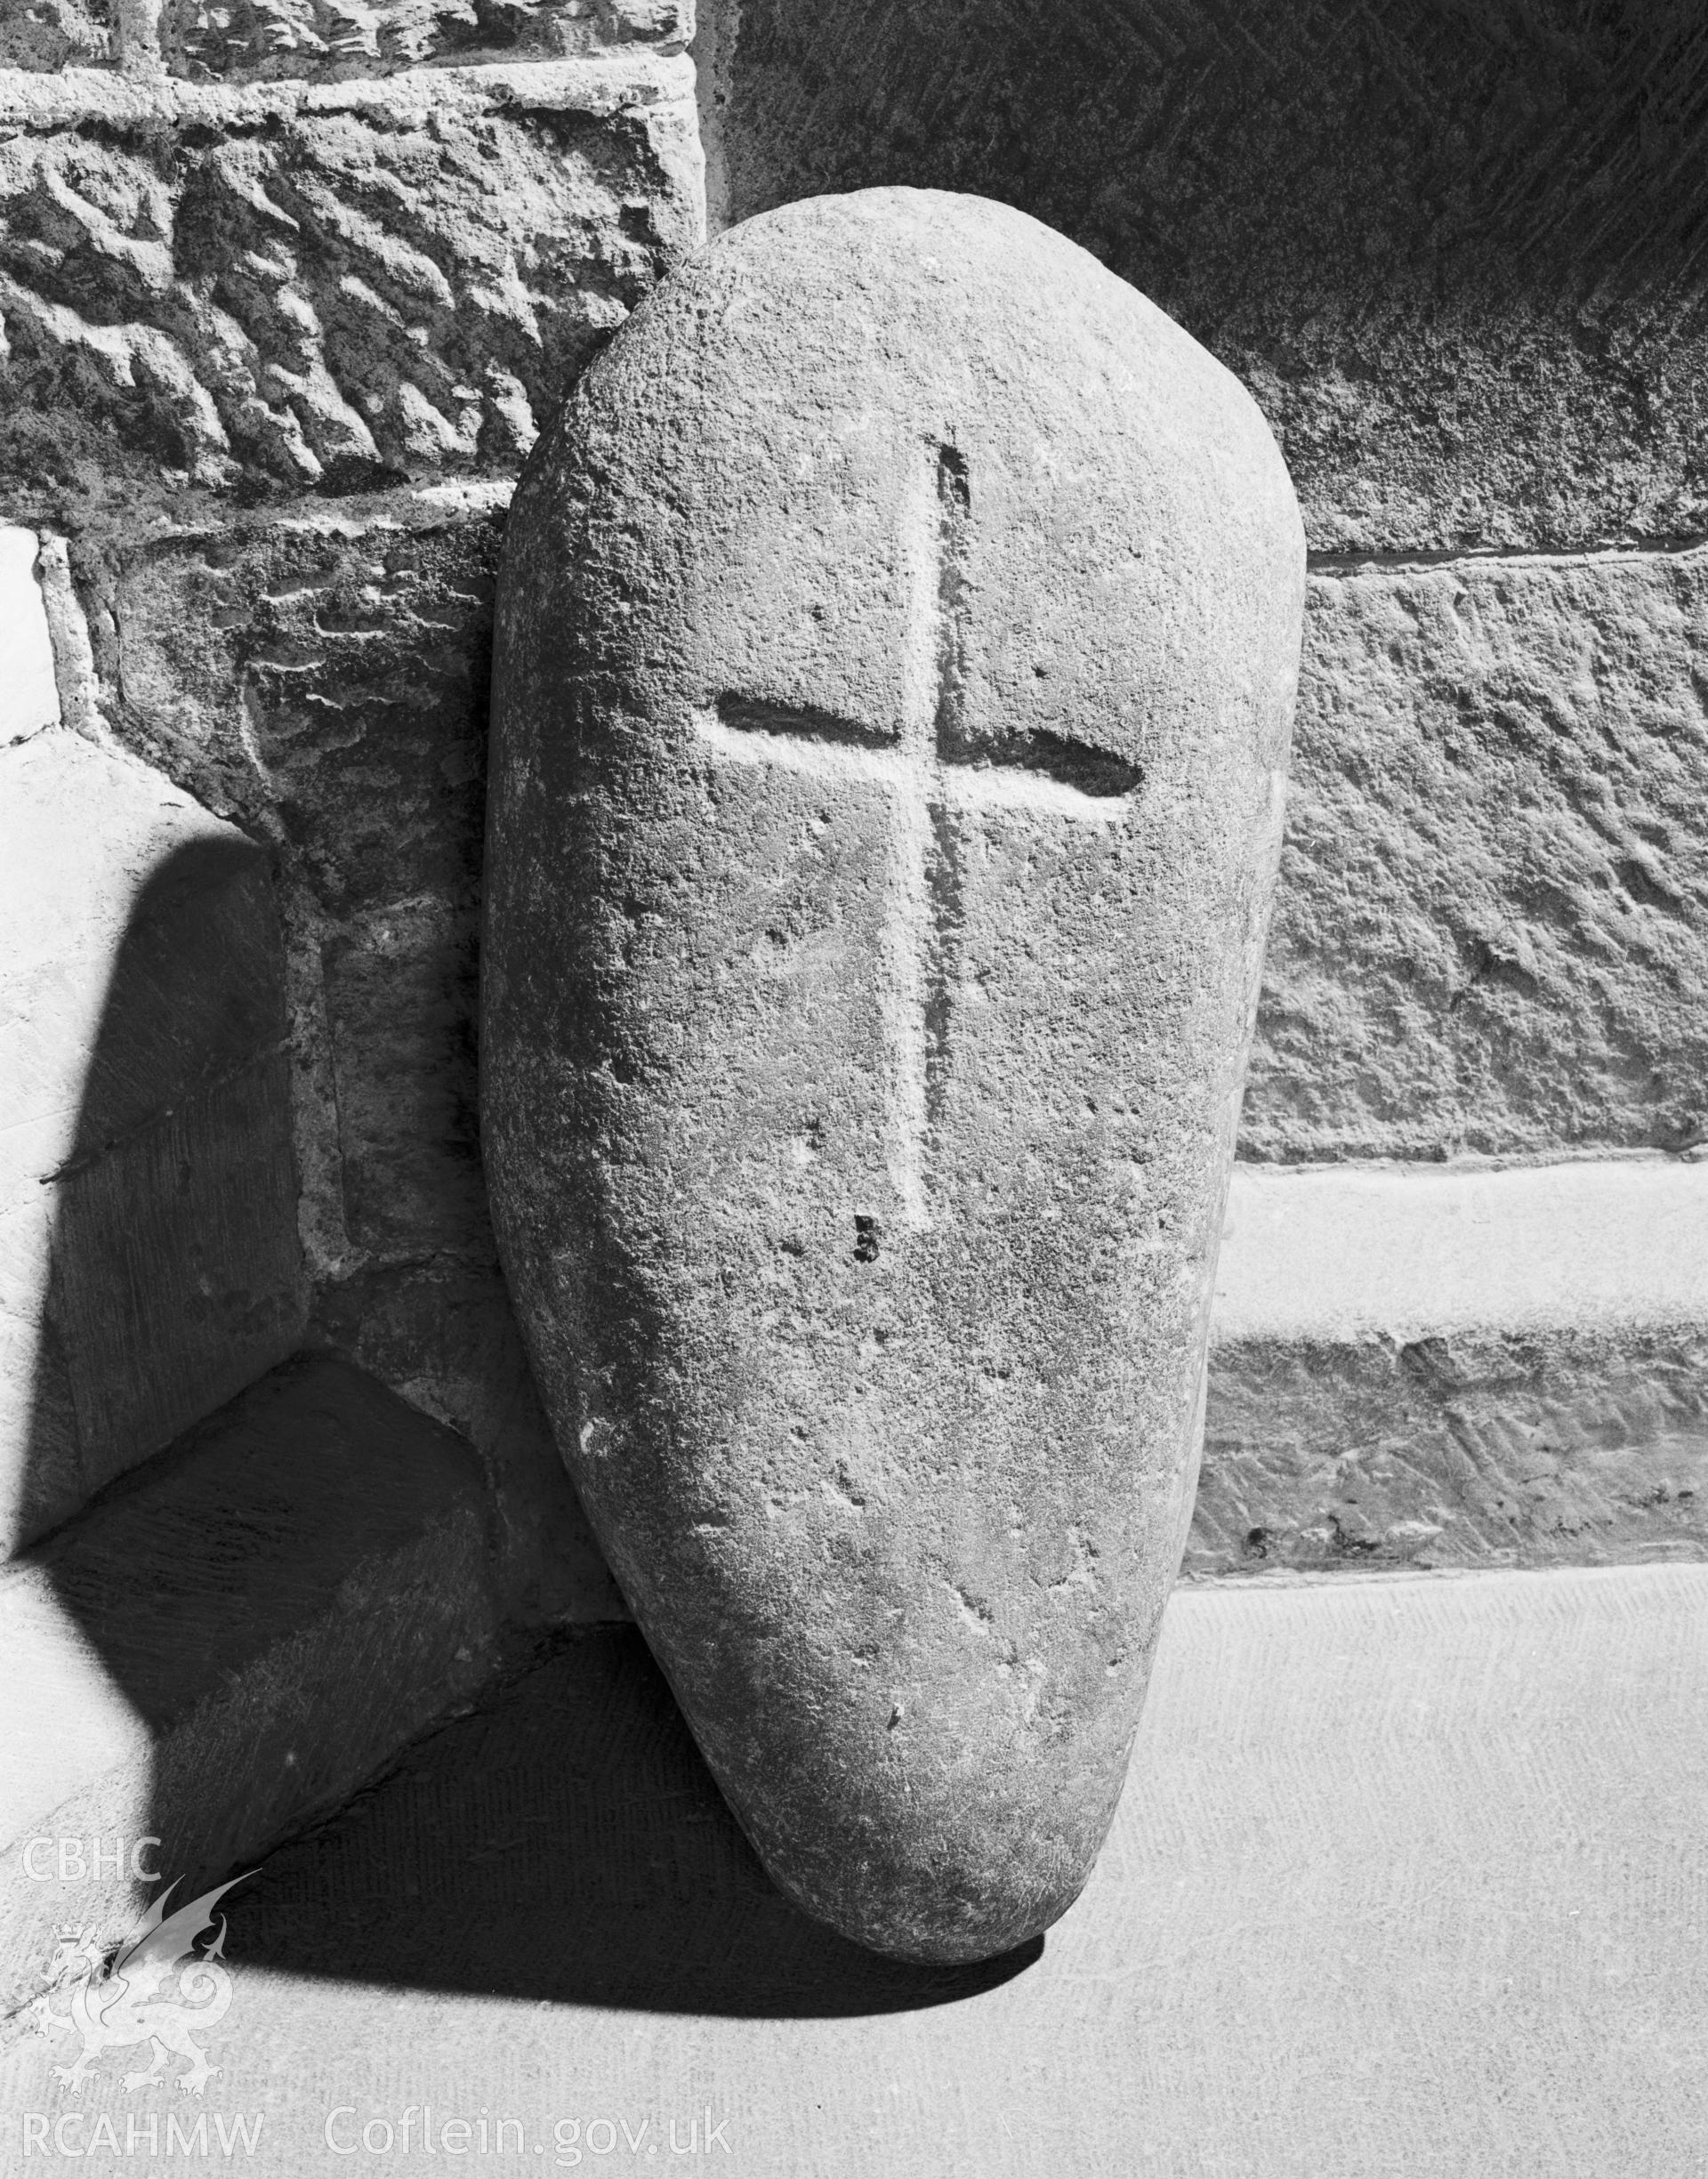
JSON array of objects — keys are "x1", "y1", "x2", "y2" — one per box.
[
  {"x1": 1192, "y1": 1161, "x2": 1708, "y2": 1579},
  {"x1": 0, "y1": 1352, "x2": 504, "y2": 2023},
  {"x1": 99, "y1": 512, "x2": 1708, "y2": 1200},
  {"x1": 66, "y1": 507, "x2": 1708, "y2": 1624},
  {"x1": 710, "y1": 0, "x2": 1708, "y2": 554},
  {"x1": 0, "y1": 59, "x2": 701, "y2": 523},
  {"x1": 0, "y1": 529, "x2": 62, "y2": 739},
  {"x1": 486, "y1": 190, "x2": 1304, "y2": 1960},
  {"x1": 0, "y1": 0, "x2": 699, "y2": 1634},
  {"x1": 0, "y1": 2, "x2": 110, "y2": 71},
  {"x1": 1196, "y1": 1326, "x2": 1708, "y2": 1581},
  {"x1": 0, "y1": 727, "x2": 306, "y2": 1556},
  {"x1": 158, "y1": 0, "x2": 694, "y2": 79},
  {"x1": 0, "y1": 0, "x2": 691, "y2": 76},
  {"x1": 102, "y1": 490, "x2": 624, "y2": 1619},
  {"x1": 8, "y1": 0, "x2": 1702, "y2": 1727},
  {"x1": 1245, "y1": 549, "x2": 1708, "y2": 1163}
]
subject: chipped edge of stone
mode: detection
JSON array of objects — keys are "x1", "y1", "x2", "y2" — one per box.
[
  {"x1": 0, "y1": 49, "x2": 695, "y2": 127},
  {"x1": 2, "y1": 526, "x2": 122, "y2": 754},
  {"x1": 1309, "y1": 534, "x2": 1708, "y2": 580},
  {"x1": 32, "y1": 537, "x2": 117, "y2": 751},
  {"x1": 0, "y1": 529, "x2": 60, "y2": 747}
]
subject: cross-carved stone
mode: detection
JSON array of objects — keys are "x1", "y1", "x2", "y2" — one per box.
[
  {"x1": 486, "y1": 189, "x2": 1305, "y2": 1971},
  {"x1": 695, "y1": 445, "x2": 1143, "y2": 1225}
]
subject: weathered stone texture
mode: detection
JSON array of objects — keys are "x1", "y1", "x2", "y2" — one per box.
[
  {"x1": 0, "y1": 22, "x2": 699, "y2": 1619},
  {"x1": 712, "y1": 0, "x2": 1708, "y2": 553},
  {"x1": 60, "y1": 507, "x2": 1708, "y2": 1618},
  {"x1": 161, "y1": 0, "x2": 692, "y2": 78},
  {"x1": 0, "y1": 6, "x2": 695, "y2": 1625},
  {"x1": 1244, "y1": 551, "x2": 1708, "y2": 1163},
  {"x1": 0, "y1": 0, "x2": 690, "y2": 77},
  {"x1": 0, "y1": 528, "x2": 62, "y2": 738},
  {"x1": 110, "y1": 503, "x2": 504, "y2": 1266},
  {"x1": 103, "y1": 494, "x2": 623, "y2": 1618},
  {"x1": 84, "y1": 500, "x2": 1708, "y2": 1621},
  {"x1": 0, "y1": 2, "x2": 110, "y2": 70},
  {"x1": 487, "y1": 191, "x2": 1303, "y2": 1960},
  {"x1": 1192, "y1": 1328, "x2": 1708, "y2": 1581},
  {"x1": 0, "y1": 61, "x2": 700, "y2": 520}
]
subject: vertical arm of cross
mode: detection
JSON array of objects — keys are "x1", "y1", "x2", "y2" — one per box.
[{"x1": 700, "y1": 442, "x2": 1137, "y2": 1242}]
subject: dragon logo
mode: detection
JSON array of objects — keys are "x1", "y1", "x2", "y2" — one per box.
[{"x1": 30, "y1": 1875, "x2": 249, "y2": 2097}]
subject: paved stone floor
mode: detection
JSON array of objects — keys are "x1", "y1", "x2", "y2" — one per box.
[{"x1": 5, "y1": 1564, "x2": 1705, "y2": 2175}]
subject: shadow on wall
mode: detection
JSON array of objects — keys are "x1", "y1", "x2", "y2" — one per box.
[
  {"x1": 15, "y1": 818, "x2": 304, "y2": 1554},
  {"x1": 18, "y1": 791, "x2": 1035, "y2": 2022},
  {"x1": 711, "y1": 0, "x2": 1708, "y2": 557},
  {"x1": 107, "y1": 506, "x2": 627, "y2": 1632}
]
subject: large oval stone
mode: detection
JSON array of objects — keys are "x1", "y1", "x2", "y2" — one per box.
[{"x1": 484, "y1": 189, "x2": 1304, "y2": 1963}]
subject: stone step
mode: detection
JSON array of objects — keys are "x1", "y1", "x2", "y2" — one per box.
[
  {"x1": 0, "y1": 1353, "x2": 505, "y2": 2025},
  {"x1": 1197, "y1": 1157, "x2": 1708, "y2": 1578}
]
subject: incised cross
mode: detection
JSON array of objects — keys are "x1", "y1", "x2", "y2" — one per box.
[{"x1": 695, "y1": 446, "x2": 1141, "y2": 1231}]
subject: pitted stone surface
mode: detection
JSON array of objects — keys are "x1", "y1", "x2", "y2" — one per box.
[
  {"x1": 0, "y1": 0, "x2": 109, "y2": 70},
  {"x1": 0, "y1": 60, "x2": 700, "y2": 519},
  {"x1": 107, "y1": 502, "x2": 510, "y2": 1270},
  {"x1": 0, "y1": 0, "x2": 690, "y2": 76},
  {"x1": 486, "y1": 190, "x2": 1303, "y2": 1960},
  {"x1": 1245, "y1": 549, "x2": 1708, "y2": 1162},
  {"x1": 1196, "y1": 1160, "x2": 1708, "y2": 1579},
  {"x1": 160, "y1": 0, "x2": 693, "y2": 79},
  {"x1": 1196, "y1": 1322, "x2": 1708, "y2": 1581}
]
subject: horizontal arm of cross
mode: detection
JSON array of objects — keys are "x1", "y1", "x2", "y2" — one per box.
[{"x1": 697, "y1": 698, "x2": 1140, "y2": 819}]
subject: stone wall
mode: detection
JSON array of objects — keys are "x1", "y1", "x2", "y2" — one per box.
[
  {"x1": 0, "y1": 0, "x2": 701, "y2": 1617},
  {"x1": 10, "y1": 0, "x2": 1707, "y2": 1618},
  {"x1": 1261, "y1": 550, "x2": 1708, "y2": 1164},
  {"x1": 705, "y1": 0, "x2": 1708, "y2": 1168},
  {"x1": 697, "y1": 0, "x2": 1708, "y2": 1582}
]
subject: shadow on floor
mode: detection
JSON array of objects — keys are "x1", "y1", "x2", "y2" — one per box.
[
  {"x1": 14, "y1": 795, "x2": 1034, "y2": 2026},
  {"x1": 221, "y1": 1625, "x2": 1043, "y2": 2019}
]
